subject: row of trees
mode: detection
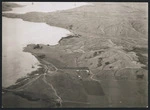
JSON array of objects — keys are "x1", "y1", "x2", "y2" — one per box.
[{"x1": 33, "y1": 44, "x2": 43, "y2": 49}]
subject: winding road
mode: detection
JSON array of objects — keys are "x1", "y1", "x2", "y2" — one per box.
[
  {"x1": 3, "y1": 57, "x2": 103, "y2": 107},
  {"x1": 42, "y1": 74, "x2": 62, "y2": 107}
]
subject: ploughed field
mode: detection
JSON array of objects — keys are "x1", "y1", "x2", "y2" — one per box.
[{"x1": 2, "y1": 2, "x2": 148, "y2": 108}]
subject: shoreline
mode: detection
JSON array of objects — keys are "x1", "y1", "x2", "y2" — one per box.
[
  {"x1": 2, "y1": 9, "x2": 148, "y2": 49},
  {"x1": 2, "y1": 3, "x2": 148, "y2": 108},
  {"x1": 4, "y1": 42, "x2": 148, "y2": 90},
  {"x1": 2, "y1": 3, "x2": 148, "y2": 87}
]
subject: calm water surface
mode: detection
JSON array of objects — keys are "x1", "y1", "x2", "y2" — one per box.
[
  {"x1": 2, "y1": 2, "x2": 90, "y2": 87},
  {"x1": 4, "y1": 2, "x2": 90, "y2": 14}
]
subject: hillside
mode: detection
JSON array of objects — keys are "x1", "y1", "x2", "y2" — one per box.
[
  {"x1": 2, "y1": 3, "x2": 148, "y2": 47},
  {"x1": 2, "y1": 2, "x2": 23, "y2": 11},
  {"x1": 2, "y1": 2, "x2": 148, "y2": 108}
]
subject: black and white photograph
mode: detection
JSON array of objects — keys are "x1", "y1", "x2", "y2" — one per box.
[{"x1": 2, "y1": 1, "x2": 148, "y2": 108}]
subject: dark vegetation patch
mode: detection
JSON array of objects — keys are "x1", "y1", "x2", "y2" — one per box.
[
  {"x1": 38, "y1": 54, "x2": 46, "y2": 59},
  {"x1": 141, "y1": 66, "x2": 148, "y2": 70},
  {"x1": 93, "y1": 51, "x2": 104, "y2": 57},
  {"x1": 136, "y1": 74, "x2": 144, "y2": 79},
  {"x1": 98, "y1": 50, "x2": 104, "y2": 54},
  {"x1": 105, "y1": 62, "x2": 110, "y2": 65},
  {"x1": 132, "y1": 47, "x2": 148, "y2": 54},
  {"x1": 68, "y1": 24, "x2": 73, "y2": 30},
  {"x1": 82, "y1": 80, "x2": 105, "y2": 96},
  {"x1": 93, "y1": 52, "x2": 98, "y2": 57},
  {"x1": 97, "y1": 58, "x2": 103, "y2": 67},
  {"x1": 33, "y1": 44, "x2": 43, "y2": 49},
  {"x1": 2, "y1": 92, "x2": 57, "y2": 108},
  {"x1": 13, "y1": 91, "x2": 41, "y2": 101},
  {"x1": 124, "y1": 47, "x2": 148, "y2": 54},
  {"x1": 124, "y1": 47, "x2": 148, "y2": 70},
  {"x1": 136, "y1": 53, "x2": 147, "y2": 65},
  {"x1": 58, "y1": 34, "x2": 81, "y2": 44},
  {"x1": 13, "y1": 91, "x2": 56, "y2": 104},
  {"x1": 136, "y1": 53, "x2": 148, "y2": 70}
]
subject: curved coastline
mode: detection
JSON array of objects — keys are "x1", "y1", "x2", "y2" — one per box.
[{"x1": 2, "y1": 2, "x2": 148, "y2": 108}]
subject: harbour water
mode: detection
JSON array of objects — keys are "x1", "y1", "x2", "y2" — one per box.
[{"x1": 2, "y1": 2, "x2": 89, "y2": 87}]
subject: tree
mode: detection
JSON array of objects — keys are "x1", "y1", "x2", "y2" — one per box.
[
  {"x1": 69, "y1": 25, "x2": 73, "y2": 30},
  {"x1": 93, "y1": 52, "x2": 97, "y2": 57},
  {"x1": 33, "y1": 44, "x2": 43, "y2": 49}
]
